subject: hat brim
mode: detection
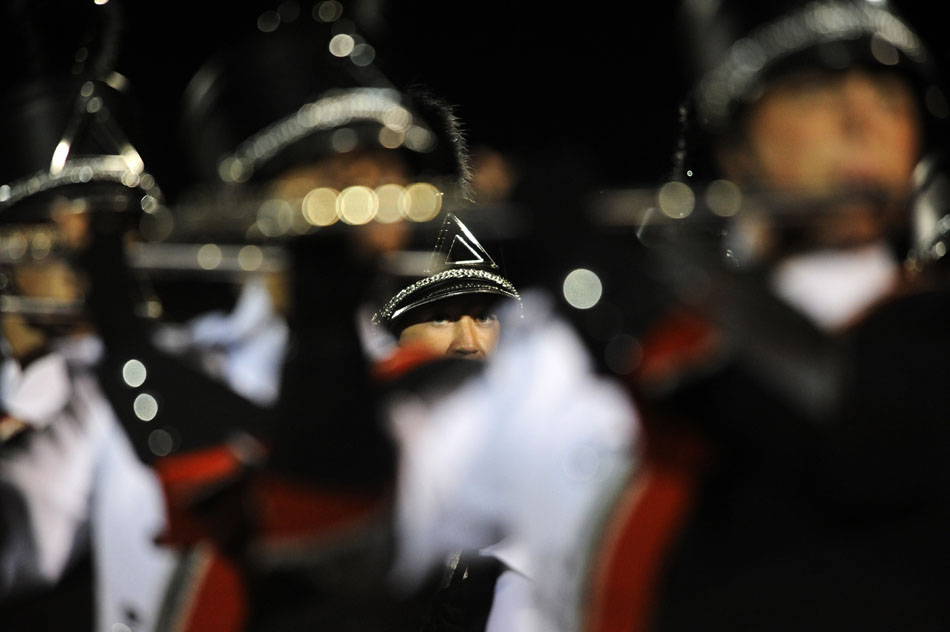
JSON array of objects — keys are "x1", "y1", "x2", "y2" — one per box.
[{"x1": 374, "y1": 268, "x2": 520, "y2": 332}]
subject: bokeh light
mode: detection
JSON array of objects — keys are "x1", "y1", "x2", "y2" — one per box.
[
  {"x1": 238, "y1": 245, "x2": 264, "y2": 271},
  {"x1": 337, "y1": 186, "x2": 378, "y2": 224},
  {"x1": 302, "y1": 187, "x2": 339, "y2": 226},
  {"x1": 375, "y1": 184, "x2": 406, "y2": 223},
  {"x1": 404, "y1": 182, "x2": 442, "y2": 222},
  {"x1": 257, "y1": 10, "x2": 281, "y2": 32},
  {"x1": 256, "y1": 199, "x2": 294, "y2": 237},
  {"x1": 122, "y1": 359, "x2": 147, "y2": 387},
  {"x1": 148, "y1": 429, "x2": 174, "y2": 457},
  {"x1": 196, "y1": 243, "x2": 223, "y2": 270},
  {"x1": 378, "y1": 127, "x2": 405, "y2": 149},
  {"x1": 329, "y1": 33, "x2": 355, "y2": 57},
  {"x1": 658, "y1": 181, "x2": 695, "y2": 219},
  {"x1": 705, "y1": 179, "x2": 742, "y2": 217},
  {"x1": 133, "y1": 393, "x2": 158, "y2": 422},
  {"x1": 331, "y1": 128, "x2": 358, "y2": 152},
  {"x1": 314, "y1": 0, "x2": 343, "y2": 22},
  {"x1": 563, "y1": 268, "x2": 603, "y2": 309},
  {"x1": 351, "y1": 43, "x2": 375, "y2": 66}
]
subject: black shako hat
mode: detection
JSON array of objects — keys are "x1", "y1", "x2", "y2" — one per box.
[
  {"x1": 179, "y1": 1, "x2": 470, "y2": 195},
  {"x1": 672, "y1": 0, "x2": 949, "y2": 181},
  {"x1": 666, "y1": 0, "x2": 950, "y2": 270},
  {"x1": 0, "y1": 0, "x2": 162, "y2": 223},
  {"x1": 372, "y1": 213, "x2": 520, "y2": 334},
  {"x1": 679, "y1": 0, "x2": 945, "y2": 131}
]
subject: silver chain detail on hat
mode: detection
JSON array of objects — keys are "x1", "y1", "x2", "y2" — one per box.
[
  {"x1": 372, "y1": 268, "x2": 521, "y2": 325},
  {"x1": 218, "y1": 87, "x2": 438, "y2": 184}
]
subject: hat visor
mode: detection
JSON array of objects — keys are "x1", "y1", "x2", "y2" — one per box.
[{"x1": 382, "y1": 272, "x2": 520, "y2": 333}]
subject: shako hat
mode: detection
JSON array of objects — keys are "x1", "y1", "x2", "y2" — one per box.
[
  {"x1": 372, "y1": 213, "x2": 520, "y2": 333},
  {"x1": 672, "y1": 0, "x2": 949, "y2": 182},
  {"x1": 179, "y1": 1, "x2": 470, "y2": 194},
  {"x1": 0, "y1": 0, "x2": 161, "y2": 223}
]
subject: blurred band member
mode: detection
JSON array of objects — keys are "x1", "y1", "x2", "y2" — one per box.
[
  {"x1": 147, "y1": 4, "x2": 479, "y2": 631},
  {"x1": 0, "y1": 2, "x2": 178, "y2": 630},
  {"x1": 583, "y1": 2, "x2": 950, "y2": 632}
]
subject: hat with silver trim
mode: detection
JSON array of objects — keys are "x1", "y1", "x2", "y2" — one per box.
[
  {"x1": 372, "y1": 213, "x2": 520, "y2": 334},
  {"x1": 672, "y1": 0, "x2": 949, "y2": 181},
  {"x1": 0, "y1": 0, "x2": 162, "y2": 223},
  {"x1": 661, "y1": 0, "x2": 950, "y2": 271},
  {"x1": 179, "y1": 1, "x2": 471, "y2": 196},
  {"x1": 0, "y1": 0, "x2": 165, "y2": 325}
]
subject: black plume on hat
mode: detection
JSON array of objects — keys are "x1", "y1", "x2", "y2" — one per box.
[{"x1": 373, "y1": 213, "x2": 520, "y2": 333}]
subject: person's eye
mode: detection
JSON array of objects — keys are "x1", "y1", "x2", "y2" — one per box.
[
  {"x1": 474, "y1": 313, "x2": 498, "y2": 325},
  {"x1": 429, "y1": 314, "x2": 450, "y2": 325}
]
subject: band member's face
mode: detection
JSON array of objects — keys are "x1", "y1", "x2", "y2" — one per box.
[
  {"x1": 0, "y1": 204, "x2": 92, "y2": 359},
  {"x1": 717, "y1": 67, "x2": 922, "y2": 249},
  {"x1": 397, "y1": 295, "x2": 501, "y2": 359},
  {"x1": 7, "y1": 210, "x2": 89, "y2": 303}
]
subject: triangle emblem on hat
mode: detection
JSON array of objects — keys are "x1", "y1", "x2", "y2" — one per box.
[
  {"x1": 446, "y1": 233, "x2": 485, "y2": 265},
  {"x1": 427, "y1": 213, "x2": 499, "y2": 272},
  {"x1": 49, "y1": 80, "x2": 146, "y2": 177}
]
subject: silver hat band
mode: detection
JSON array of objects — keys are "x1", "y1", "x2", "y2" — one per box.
[
  {"x1": 696, "y1": 1, "x2": 930, "y2": 129},
  {"x1": 373, "y1": 267, "x2": 521, "y2": 325},
  {"x1": 0, "y1": 156, "x2": 159, "y2": 212},
  {"x1": 218, "y1": 87, "x2": 439, "y2": 183}
]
